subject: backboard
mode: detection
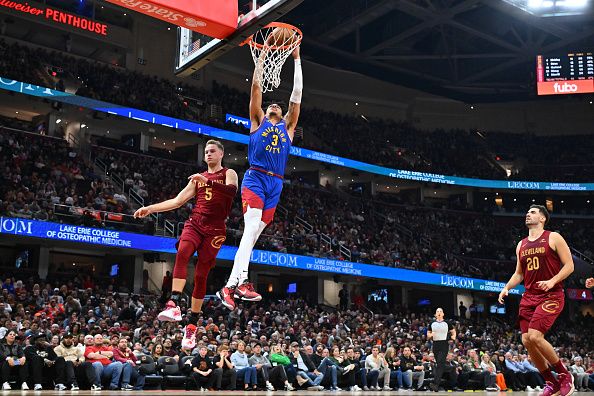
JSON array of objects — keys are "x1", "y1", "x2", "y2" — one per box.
[{"x1": 174, "y1": 0, "x2": 303, "y2": 77}]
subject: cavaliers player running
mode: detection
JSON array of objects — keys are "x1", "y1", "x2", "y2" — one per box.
[
  {"x1": 498, "y1": 205, "x2": 575, "y2": 396},
  {"x1": 205, "y1": 45, "x2": 302, "y2": 310},
  {"x1": 134, "y1": 140, "x2": 237, "y2": 348}
]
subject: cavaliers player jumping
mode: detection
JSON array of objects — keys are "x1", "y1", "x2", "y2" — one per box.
[
  {"x1": 205, "y1": 45, "x2": 302, "y2": 310},
  {"x1": 498, "y1": 205, "x2": 575, "y2": 396},
  {"x1": 134, "y1": 140, "x2": 237, "y2": 348}
]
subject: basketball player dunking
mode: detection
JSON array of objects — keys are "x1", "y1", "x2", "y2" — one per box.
[
  {"x1": 134, "y1": 140, "x2": 238, "y2": 348},
  {"x1": 498, "y1": 205, "x2": 575, "y2": 396},
  {"x1": 199, "y1": 45, "x2": 302, "y2": 310}
]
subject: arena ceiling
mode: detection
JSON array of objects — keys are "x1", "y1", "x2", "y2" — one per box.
[{"x1": 288, "y1": 0, "x2": 594, "y2": 102}]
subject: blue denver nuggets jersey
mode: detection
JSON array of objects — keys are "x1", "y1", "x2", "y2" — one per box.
[{"x1": 248, "y1": 117, "x2": 291, "y2": 176}]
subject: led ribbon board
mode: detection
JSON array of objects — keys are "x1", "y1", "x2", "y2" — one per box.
[
  {"x1": 2, "y1": 77, "x2": 594, "y2": 191},
  {"x1": 0, "y1": 217, "x2": 524, "y2": 295}
]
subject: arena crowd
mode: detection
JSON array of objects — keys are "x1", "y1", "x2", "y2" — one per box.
[{"x1": 0, "y1": 273, "x2": 589, "y2": 391}]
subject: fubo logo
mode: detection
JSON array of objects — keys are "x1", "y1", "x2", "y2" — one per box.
[{"x1": 553, "y1": 82, "x2": 578, "y2": 93}]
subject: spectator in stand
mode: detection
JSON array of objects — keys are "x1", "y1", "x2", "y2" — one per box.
[
  {"x1": 365, "y1": 345, "x2": 391, "y2": 391},
  {"x1": 231, "y1": 340, "x2": 258, "y2": 391},
  {"x1": 191, "y1": 345, "x2": 219, "y2": 391},
  {"x1": 84, "y1": 334, "x2": 123, "y2": 391},
  {"x1": 519, "y1": 354, "x2": 544, "y2": 390},
  {"x1": 113, "y1": 337, "x2": 145, "y2": 390},
  {"x1": 289, "y1": 342, "x2": 325, "y2": 391},
  {"x1": 570, "y1": 357, "x2": 590, "y2": 392},
  {"x1": 0, "y1": 330, "x2": 28, "y2": 390},
  {"x1": 24, "y1": 333, "x2": 58, "y2": 390},
  {"x1": 504, "y1": 352, "x2": 527, "y2": 391},
  {"x1": 400, "y1": 346, "x2": 425, "y2": 391},
  {"x1": 384, "y1": 346, "x2": 403, "y2": 390},
  {"x1": 480, "y1": 352, "x2": 499, "y2": 391},
  {"x1": 213, "y1": 345, "x2": 237, "y2": 390},
  {"x1": 53, "y1": 333, "x2": 94, "y2": 391}
]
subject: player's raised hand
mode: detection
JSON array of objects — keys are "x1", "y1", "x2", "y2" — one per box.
[
  {"x1": 586, "y1": 277, "x2": 594, "y2": 288},
  {"x1": 188, "y1": 173, "x2": 208, "y2": 184},
  {"x1": 497, "y1": 287, "x2": 508, "y2": 304},
  {"x1": 536, "y1": 279, "x2": 556, "y2": 291},
  {"x1": 292, "y1": 45, "x2": 300, "y2": 59},
  {"x1": 133, "y1": 206, "x2": 151, "y2": 218}
]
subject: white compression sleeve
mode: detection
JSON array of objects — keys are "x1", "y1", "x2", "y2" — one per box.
[
  {"x1": 290, "y1": 59, "x2": 303, "y2": 104},
  {"x1": 225, "y1": 207, "x2": 263, "y2": 288}
]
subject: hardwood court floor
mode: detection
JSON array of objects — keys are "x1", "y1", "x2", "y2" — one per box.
[{"x1": 4, "y1": 392, "x2": 584, "y2": 395}]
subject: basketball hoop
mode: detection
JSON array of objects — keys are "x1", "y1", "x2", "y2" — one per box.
[{"x1": 242, "y1": 22, "x2": 302, "y2": 93}]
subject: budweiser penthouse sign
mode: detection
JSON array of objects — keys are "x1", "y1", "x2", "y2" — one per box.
[{"x1": 0, "y1": 0, "x2": 109, "y2": 35}]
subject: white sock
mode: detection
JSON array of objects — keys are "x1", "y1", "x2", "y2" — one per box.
[
  {"x1": 225, "y1": 207, "x2": 263, "y2": 288},
  {"x1": 236, "y1": 220, "x2": 266, "y2": 285}
]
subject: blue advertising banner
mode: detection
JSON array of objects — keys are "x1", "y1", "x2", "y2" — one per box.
[
  {"x1": 225, "y1": 113, "x2": 250, "y2": 129},
  {"x1": 0, "y1": 217, "x2": 523, "y2": 295},
  {"x1": 2, "y1": 77, "x2": 590, "y2": 191}
]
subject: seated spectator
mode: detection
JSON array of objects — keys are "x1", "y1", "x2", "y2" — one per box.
[
  {"x1": 191, "y1": 345, "x2": 219, "y2": 391},
  {"x1": 212, "y1": 345, "x2": 236, "y2": 390},
  {"x1": 53, "y1": 332, "x2": 94, "y2": 391},
  {"x1": 113, "y1": 337, "x2": 145, "y2": 390},
  {"x1": 24, "y1": 333, "x2": 57, "y2": 390},
  {"x1": 289, "y1": 342, "x2": 324, "y2": 390},
  {"x1": 230, "y1": 340, "x2": 257, "y2": 390},
  {"x1": 385, "y1": 346, "x2": 403, "y2": 390},
  {"x1": 399, "y1": 346, "x2": 425, "y2": 391},
  {"x1": 570, "y1": 357, "x2": 590, "y2": 392},
  {"x1": 250, "y1": 343, "x2": 293, "y2": 391},
  {"x1": 464, "y1": 349, "x2": 494, "y2": 391},
  {"x1": 519, "y1": 354, "x2": 544, "y2": 390},
  {"x1": 83, "y1": 334, "x2": 123, "y2": 390},
  {"x1": 365, "y1": 345, "x2": 391, "y2": 391},
  {"x1": 480, "y1": 352, "x2": 499, "y2": 391},
  {"x1": 0, "y1": 330, "x2": 28, "y2": 390}
]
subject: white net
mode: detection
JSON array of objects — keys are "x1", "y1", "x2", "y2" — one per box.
[{"x1": 246, "y1": 24, "x2": 302, "y2": 93}]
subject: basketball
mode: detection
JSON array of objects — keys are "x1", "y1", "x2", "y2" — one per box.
[{"x1": 268, "y1": 26, "x2": 297, "y2": 47}]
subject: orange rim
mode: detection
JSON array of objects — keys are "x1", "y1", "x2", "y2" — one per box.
[{"x1": 241, "y1": 22, "x2": 302, "y2": 50}]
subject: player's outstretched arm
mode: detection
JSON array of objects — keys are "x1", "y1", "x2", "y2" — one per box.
[
  {"x1": 537, "y1": 232, "x2": 574, "y2": 291},
  {"x1": 499, "y1": 241, "x2": 524, "y2": 304},
  {"x1": 249, "y1": 52, "x2": 266, "y2": 131},
  {"x1": 133, "y1": 181, "x2": 196, "y2": 218},
  {"x1": 285, "y1": 46, "x2": 302, "y2": 141}
]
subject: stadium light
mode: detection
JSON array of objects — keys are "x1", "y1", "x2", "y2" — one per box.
[{"x1": 503, "y1": 0, "x2": 590, "y2": 16}]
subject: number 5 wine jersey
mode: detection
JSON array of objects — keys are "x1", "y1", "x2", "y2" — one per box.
[
  {"x1": 519, "y1": 230, "x2": 563, "y2": 294},
  {"x1": 191, "y1": 168, "x2": 234, "y2": 232}
]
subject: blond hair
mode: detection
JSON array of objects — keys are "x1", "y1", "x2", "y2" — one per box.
[{"x1": 206, "y1": 139, "x2": 224, "y2": 152}]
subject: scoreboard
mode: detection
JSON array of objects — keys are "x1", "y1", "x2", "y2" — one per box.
[
  {"x1": 566, "y1": 288, "x2": 593, "y2": 301},
  {"x1": 536, "y1": 52, "x2": 594, "y2": 95}
]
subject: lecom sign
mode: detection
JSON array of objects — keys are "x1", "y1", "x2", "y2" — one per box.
[{"x1": 104, "y1": 0, "x2": 238, "y2": 39}]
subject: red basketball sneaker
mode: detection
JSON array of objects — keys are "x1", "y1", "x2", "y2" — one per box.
[
  {"x1": 557, "y1": 373, "x2": 575, "y2": 396},
  {"x1": 181, "y1": 324, "x2": 197, "y2": 349},
  {"x1": 234, "y1": 281, "x2": 262, "y2": 301},
  {"x1": 216, "y1": 286, "x2": 236, "y2": 310},
  {"x1": 539, "y1": 382, "x2": 560, "y2": 396},
  {"x1": 157, "y1": 300, "x2": 182, "y2": 322}
]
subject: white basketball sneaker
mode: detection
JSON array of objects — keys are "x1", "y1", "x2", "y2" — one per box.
[
  {"x1": 157, "y1": 300, "x2": 182, "y2": 322},
  {"x1": 181, "y1": 324, "x2": 197, "y2": 349}
]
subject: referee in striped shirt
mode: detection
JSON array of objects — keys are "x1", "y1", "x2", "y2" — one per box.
[{"x1": 427, "y1": 308, "x2": 456, "y2": 392}]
